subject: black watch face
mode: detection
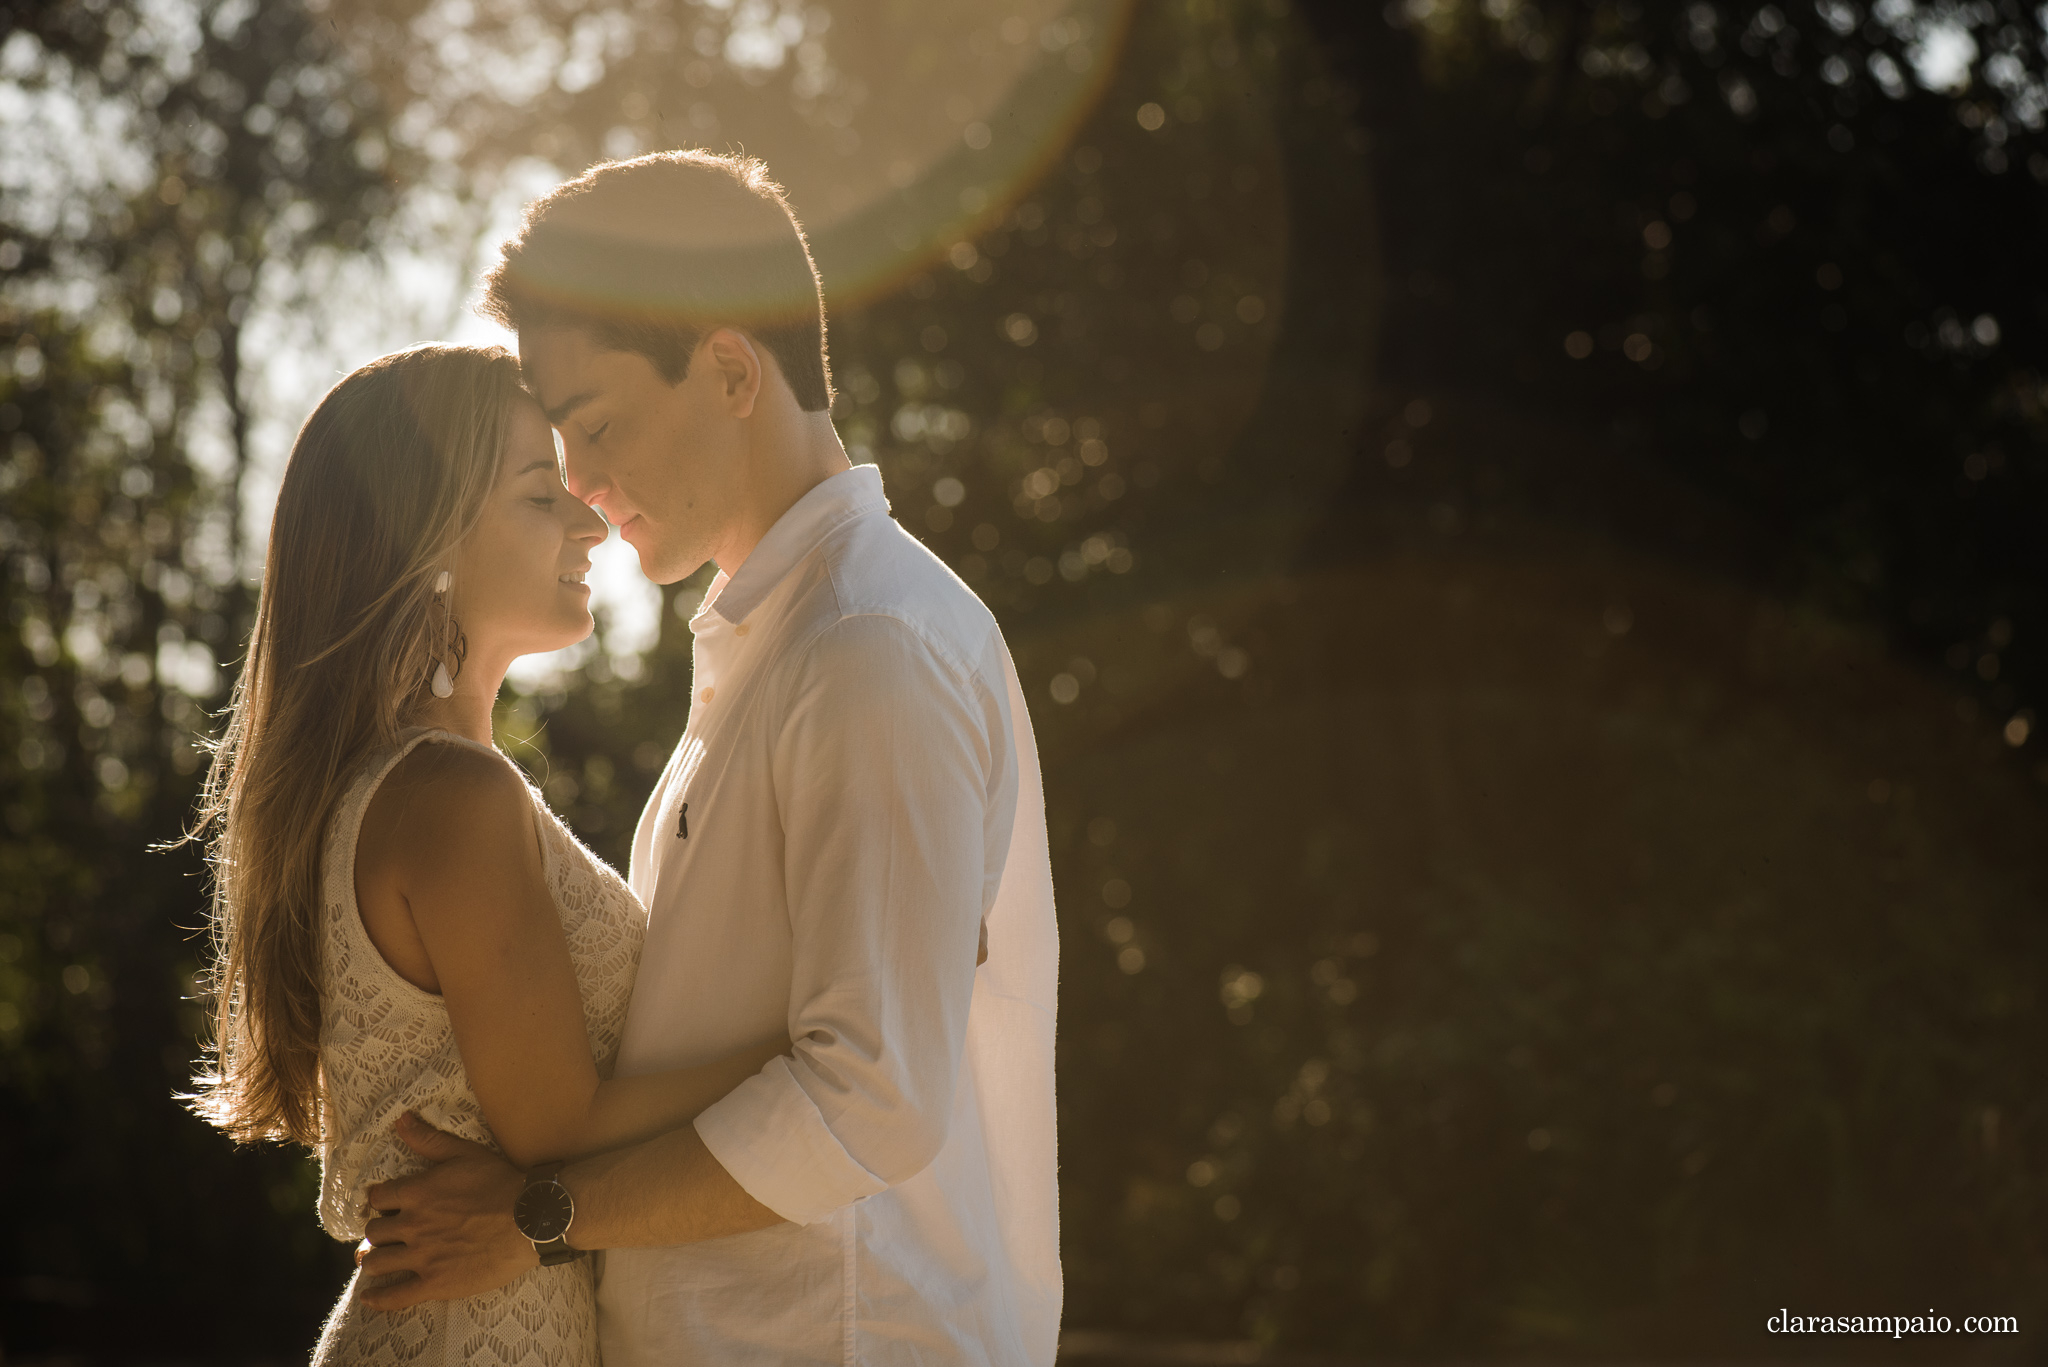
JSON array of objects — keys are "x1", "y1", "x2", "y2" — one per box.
[{"x1": 514, "y1": 1179, "x2": 574, "y2": 1243}]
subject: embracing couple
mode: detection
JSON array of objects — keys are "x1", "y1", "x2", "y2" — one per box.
[{"x1": 188, "y1": 151, "x2": 1060, "y2": 1365}]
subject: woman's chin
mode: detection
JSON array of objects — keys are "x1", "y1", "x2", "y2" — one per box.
[{"x1": 514, "y1": 617, "x2": 596, "y2": 660}]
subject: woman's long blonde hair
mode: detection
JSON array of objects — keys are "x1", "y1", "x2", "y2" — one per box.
[{"x1": 188, "y1": 343, "x2": 526, "y2": 1146}]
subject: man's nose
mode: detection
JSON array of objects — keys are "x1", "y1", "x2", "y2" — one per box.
[{"x1": 559, "y1": 438, "x2": 604, "y2": 502}]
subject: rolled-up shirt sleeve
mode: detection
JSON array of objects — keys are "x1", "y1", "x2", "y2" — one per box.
[{"x1": 692, "y1": 611, "x2": 1004, "y2": 1225}]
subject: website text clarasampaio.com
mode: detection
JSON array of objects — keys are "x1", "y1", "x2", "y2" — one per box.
[{"x1": 1769, "y1": 1311, "x2": 2019, "y2": 1337}]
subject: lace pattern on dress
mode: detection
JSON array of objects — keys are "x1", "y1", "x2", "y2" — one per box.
[{"x1": 310, "y1": 729, "x2": 646, "y2": 1367}]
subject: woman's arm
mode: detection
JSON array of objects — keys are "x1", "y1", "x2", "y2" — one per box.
[{"x1": 356, "y1": 742, "x2": 783, "y2": 1167}]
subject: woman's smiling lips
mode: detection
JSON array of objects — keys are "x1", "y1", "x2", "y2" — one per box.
[{"x1": 558, "y1": 567, "x2": 590, "y2": 593}]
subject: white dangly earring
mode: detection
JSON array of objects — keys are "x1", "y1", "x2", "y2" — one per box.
[{"x1": 430, "y1": 569, "x2": 455, "y2": 696}]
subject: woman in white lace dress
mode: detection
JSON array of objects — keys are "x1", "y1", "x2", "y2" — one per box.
[{"x1": 185, "y1": 344, "x2": 783, "y2": 1365}]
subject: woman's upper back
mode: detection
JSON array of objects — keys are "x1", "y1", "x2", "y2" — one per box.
[{"x1": 316, "y1": 728, "x2": 644, "y2": 1242}]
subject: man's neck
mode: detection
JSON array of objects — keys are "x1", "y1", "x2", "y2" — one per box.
[{"x1": 712, "y1": 408, "x2": 852, "y2": 576}]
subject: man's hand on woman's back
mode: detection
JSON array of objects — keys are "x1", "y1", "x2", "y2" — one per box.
[{"x1": 357, "y1": 1112, "x2": 533, "y2": 1311}]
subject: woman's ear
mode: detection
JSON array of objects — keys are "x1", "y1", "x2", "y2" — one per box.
[{"x1": 704, "y1": 329, "x2": 762, "y2": 419}]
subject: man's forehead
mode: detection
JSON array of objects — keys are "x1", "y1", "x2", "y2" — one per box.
[
  {"x1": 514, "y1": 327, "x2": 597, "y2": 412},
  {"x1": 515, "y1": 324, "x2": 580, "y2": 377}
]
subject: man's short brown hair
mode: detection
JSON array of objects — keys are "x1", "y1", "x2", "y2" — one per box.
[{"x1": 480, "y1": 150, "x2": 833, "y2": 411}]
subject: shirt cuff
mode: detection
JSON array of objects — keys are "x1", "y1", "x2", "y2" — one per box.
[{"x1": 693, "y1": 1055, "x2": 890, "y2": 1226}]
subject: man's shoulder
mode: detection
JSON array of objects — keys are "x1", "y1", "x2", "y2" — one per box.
[{"x1": 808, "y1": 511, "x2": 1001, "y2": 669}]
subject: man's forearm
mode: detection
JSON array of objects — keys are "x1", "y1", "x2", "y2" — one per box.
[{"x1": 563, "y1": 1120, "x2": 785, "y2": 1250}]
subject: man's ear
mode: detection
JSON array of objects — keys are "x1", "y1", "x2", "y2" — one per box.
[{"x1": 704, "y1": 329, "x2": 762, "y2": 419}]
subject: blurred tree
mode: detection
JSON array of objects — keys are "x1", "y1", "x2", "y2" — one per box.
[
  {"x1": 1009, "y1": 0, "x2": 2048, "y2": 1351},
  {"x1": 1, "y1": 0, "x2": 417, "y2": 1351},
  {"x1": 1319, "y1": 0, "x2": 2047, "y2": 738}
]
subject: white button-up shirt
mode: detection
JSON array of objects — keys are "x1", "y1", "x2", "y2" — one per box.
[{"x1": 599, "y1": 465, "x2": 1061, "y2": 1366}]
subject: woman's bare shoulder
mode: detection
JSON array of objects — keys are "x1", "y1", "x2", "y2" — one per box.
[
  {"x1": 358, "y1": 740, "x2": 537, "y2": 883},
  {"x1": 348, "y1": 742, "x2": 539, "y2": 991}
]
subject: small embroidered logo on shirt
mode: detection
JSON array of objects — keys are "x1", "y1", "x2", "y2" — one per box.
[{"x1": 676, "y1": 801, "x2": 689, "y2": 839}]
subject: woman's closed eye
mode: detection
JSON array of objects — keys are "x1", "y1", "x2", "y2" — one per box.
[{"x1": 583, "y1": 421, "x2": 609, "y2": 444}]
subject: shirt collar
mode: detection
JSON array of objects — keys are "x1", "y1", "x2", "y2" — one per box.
[{"x1": 700, "y1": 464, "x2": 889, "y2": 627}]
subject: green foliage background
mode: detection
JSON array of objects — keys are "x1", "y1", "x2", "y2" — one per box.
[{"x1": 2, "y1": 0, "x2": 2045, "y2": 1359}]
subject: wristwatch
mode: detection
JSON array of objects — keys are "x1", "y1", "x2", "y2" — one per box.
[{"x1": 513, "y1": 1160, "x2": 586, "y2": 1266}]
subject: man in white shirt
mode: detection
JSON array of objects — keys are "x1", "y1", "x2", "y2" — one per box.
[{"x1": 356, "y1": 151, "x2": 1061, "y2": 1364}]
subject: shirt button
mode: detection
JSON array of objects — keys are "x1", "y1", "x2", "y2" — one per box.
[
  {"x1": 700, "y1": 686, "x2": 714, "y2": 703},
  {"x1": 734, "y1": 623, "x2": 751, "y2": 637}
]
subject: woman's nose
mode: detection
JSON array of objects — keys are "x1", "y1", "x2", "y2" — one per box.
[{"x1": 571, "y1": 499, "x2": 609, "y2": 543}]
